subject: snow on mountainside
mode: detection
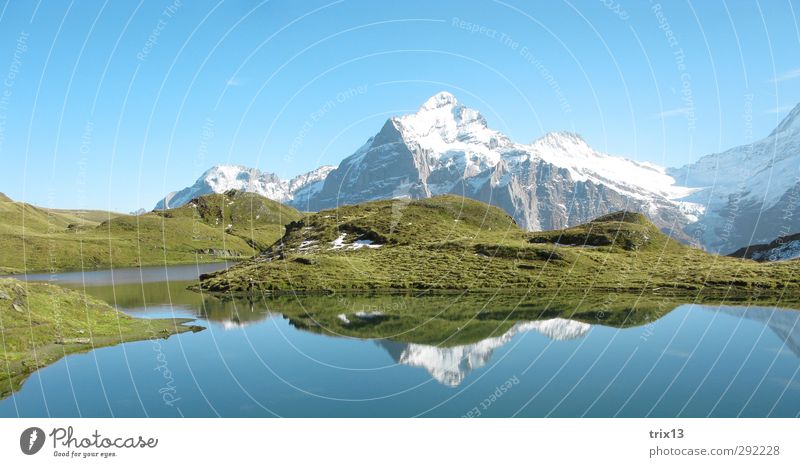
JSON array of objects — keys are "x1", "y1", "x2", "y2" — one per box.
[
  {"x1": 669, "y1": 103, "x2": 800, "y2": 253},
  {"x1": 729, "y1": 232, "x2": 800, "y2": 262},
  {"x1": 378, "y1": 318, "x2": 591, "y2": 387},
  {"x1": 302, "y1": 91, "x2": 701, "y2": 236},
  {"x1": 154, "y1": 93, "x2": 799, "y2": 252},
  {"x1": 154, "y1": 165, "x2": 335, "y2": 210}
]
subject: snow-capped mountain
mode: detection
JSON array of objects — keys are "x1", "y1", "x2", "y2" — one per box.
[
  {"x1": 669, "y1": 103, "x2": 800, "y2": 253},
  {"x1": 154, "y1": 93, "x2": 800, "y2": 253},
  {"x1": 298, "y1": 92, "x2": 702, "y2": 236},
  {"x1": 378, "y1": 318, "x2": 591, "y2": 387},
  {"x1": 154, "y1": 164, "x2": 335, "y2": 210}
]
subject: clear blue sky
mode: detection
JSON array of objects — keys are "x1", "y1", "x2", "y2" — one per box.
[{"x1": 0, "y1": 0, "x2": 798, "y2": 212}]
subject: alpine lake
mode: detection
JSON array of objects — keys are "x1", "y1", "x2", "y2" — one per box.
[{"x1": 2, "y1": 262, "x2": 799, "y2": 417}]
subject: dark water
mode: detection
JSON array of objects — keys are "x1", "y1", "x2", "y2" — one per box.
[{"x1": 2, "y1": 264, "x2": 800, "y2": 417}]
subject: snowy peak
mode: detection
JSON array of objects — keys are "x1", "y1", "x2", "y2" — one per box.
[
  {"x1": 395, "y1": 91, "x2": 501, "y2": 149},
  {"x1": 202, "y1": 165, "x2": 281, "y2": 193},
  {"x1": 420, "y1": 91, "x2": 460, "y2": 110},
  {"x1": 532, "y1": 131, "x2": 590, "y2": 150},
  {"x1": 529, "y1": 131, "x2": 698, "y2": 202},
  {"x1": 288, "y1": 165, "x2": 336, "y2": 193},
  {"x1": 154, "y1": 164, "x2": 335, "y2": 209},
  {"x1": 770, "y1": 103, "x2": 800, "y2": 136}
]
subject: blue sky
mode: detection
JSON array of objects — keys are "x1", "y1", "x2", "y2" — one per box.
[{"x1": 0, "y1": 0, "x2": 798, "y2": 212}]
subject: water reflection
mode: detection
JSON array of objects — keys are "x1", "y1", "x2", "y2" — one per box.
[
  {"x1": 715, "y1": 305, "x2": 800, "y2": 356},
  {"x1": 377, "y1": 319, "x2": 591, "y2": 386}
]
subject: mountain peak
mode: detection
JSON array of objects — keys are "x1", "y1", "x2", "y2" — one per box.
[
  {"x1": 770, "y1": 102, "x2": 800, "y2": 136},
  {"x1": 532, "y1": 131, "x2": 590, "y2": 149},
  {"x1": 395, "y1": 92, "x2": 496, "y2": 149},
  {"x1": 420, "y1": 91, "x2": 459, "y2": 111}
]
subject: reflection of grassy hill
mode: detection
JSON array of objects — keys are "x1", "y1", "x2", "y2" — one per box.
[
  {"x1": 0, "y1": 278, "x2": 202, "y2": 398},
  {"x1": 259, "y1": 292, "x2": 680, "y2": 346},
  {"x1": 82, "y1": 280, "x2": 272, "y2": 327},
  {"x1": 197, "y1": 195, "x2": 800, "y2": 297},
  {"x1": 0, "y1": 190, "x2": 301, "y2": 273}
]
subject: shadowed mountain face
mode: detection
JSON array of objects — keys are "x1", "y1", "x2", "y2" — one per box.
[{"x1": 377, "y1": 319, "x2": 590, "y2": 387}]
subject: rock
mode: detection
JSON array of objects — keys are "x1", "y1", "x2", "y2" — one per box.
[{"x1": 55, "y1": 337, "x2": 91, "y2": 345}]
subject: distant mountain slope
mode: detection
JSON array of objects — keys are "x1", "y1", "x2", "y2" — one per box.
[
  {"x1": 154, "y1": 164, "x2": 335, "y2": 209},
  {"x1": 196, "y1": 195, "x2": 800, "y2": 296},
  {"x1": 729, "y1": 232, "x2": 800, "y2": 262},
  {"x1": 669, "y1": 103, "x2": 800, "y2": 254},
  {"x1": 155, "y1": 93, "x2": 800, "y2": 254},
  {"x1": 298, "y1": 92, "x2": 700, "y2": 238},
  {"x1": 0, "y1": 191, "x2": 300, "y2": 273}
]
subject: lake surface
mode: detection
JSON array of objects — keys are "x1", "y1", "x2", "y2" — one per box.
[{"x1": 2, "y1": 263, "x2": 800, "y2": 417}]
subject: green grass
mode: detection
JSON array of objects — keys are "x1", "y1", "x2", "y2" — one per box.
[
  {"x1": 249, "y1": 292, "x2": 681, "y2": 346},
  {"x1": 0, "y1": 278, "x2": 203, "y2": 398},
  {"x1": 0, "y1": 190, "x2": 302, "y2": 274},
  {"x1": 196, "y1": 195, "x2": 800, "y2": 299}
]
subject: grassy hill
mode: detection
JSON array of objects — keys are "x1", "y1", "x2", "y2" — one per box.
[
  {"x1": 196, "y1": 195, "x2": 800, "y2": 298},
  {"x1": 0, "y1": 278, "x2": 202, "y2": 397},
  {"x1": 0, "y1": 190, "x2": 301, "y2": 274}
]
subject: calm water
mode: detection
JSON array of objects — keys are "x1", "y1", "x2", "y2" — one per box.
[{"x1": 2, "y1": 263, "x2": 800, "y2": 417}]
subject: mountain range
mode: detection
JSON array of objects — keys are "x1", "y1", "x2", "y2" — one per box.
[{"x1": 154, "y1": 92, "x2": 800, "y2": 254}]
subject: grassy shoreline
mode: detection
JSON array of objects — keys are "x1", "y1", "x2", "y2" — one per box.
[
  {"x1": 0, "y1": 191, "x2": 300, "y2": 274},
  {"x1": 195, "y1": 196, "x2": 800, "y2": 298},
  {"x1": 0, "y1": 278, "x2": 204, "y2": 399}
]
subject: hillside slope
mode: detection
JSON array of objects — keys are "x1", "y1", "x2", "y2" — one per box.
[
  {"x1": 0, "y1": 190, "x2": 301, "y2": 273},
  {"x1": 0, "y1": 278, "x2": 202, "y2": 397},
  {"x1": 670, "y1": 103, "x2": 800, "y2": 253},
  {"x1": 196, "y1": 195, "x2": 800, "y2": 296}
]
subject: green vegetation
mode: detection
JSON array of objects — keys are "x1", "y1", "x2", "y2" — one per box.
[
  {"x1": 246, "y1": 292, "x2": 681, "y2": 346},
  {"x1": 0, "y1": 190, "x2": 301, "y2": 274},
  {"x1": 0, "y1": 278, "x2": 203, "y2": 398},
  {"x1": 196, "y1": 195, "x2": 800, "y2": 298}
]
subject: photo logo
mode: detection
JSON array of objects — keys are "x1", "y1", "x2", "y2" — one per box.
[{"x1": 20, "y1": 427, "x2": 45, "y2": 455}]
